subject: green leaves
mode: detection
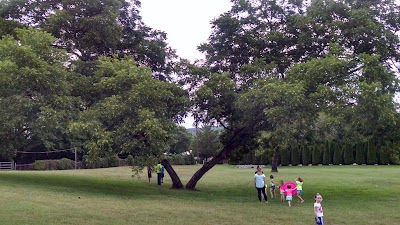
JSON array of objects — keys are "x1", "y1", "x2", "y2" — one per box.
[
  {"x1": 68, "y1": 56, "x2": 189, "y2": 159},
  {"x1": 0, "y1": 28, "x2": 76, "y2": 157}
]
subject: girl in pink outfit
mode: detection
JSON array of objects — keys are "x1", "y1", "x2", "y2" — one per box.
[{"x1": 283, "y1": 184, "x2": 297, "y2": 207}]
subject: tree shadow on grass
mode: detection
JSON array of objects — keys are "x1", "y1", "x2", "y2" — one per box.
[
  {"x1": 0, "y1": 172, "x2": 174, "y2": 200},
  {"x1": 0, "y1": 172, "x2": 235, "y2": 202}
]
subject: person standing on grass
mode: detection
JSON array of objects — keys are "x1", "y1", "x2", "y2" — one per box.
[
  {"x1": 278, "y1": 180, "x2": 285, "y2": 202},
  {"x1": 161, "y1": 164, "x2": 165, "y2": 183},
  {"x1": 314, "y1": 193, "x2": 324, "y2": 225},
  {"x1": 284, "y1": 184, "x2": 296, "y2": 207},
  {"x1": 295, "y1": 177, "x2": 305, "y2": 203},
  {"x1": 156, "y1": 161, "x2": 162, "y2": 186},
  {"x1": 269, "y1": 175, "x2": 276, "y2": 198},
  {"x1": 147, "y1": 164, "x2": 153, "y2": 183},
  {"x1": 254, "y1": 166, "x2": 268, "y2": 203}
]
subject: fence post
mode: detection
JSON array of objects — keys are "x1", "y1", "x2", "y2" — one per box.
[{"x1": 74, "y1": 148, "x2": 77, "y2": 169}]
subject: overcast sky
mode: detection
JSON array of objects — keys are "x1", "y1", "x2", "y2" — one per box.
[
  {"x1": 140, "y1": 0, "x2": 232, "y2": 62},
  {"x1": 140, "y1": 0, "x2": 232, "y2": 128}
]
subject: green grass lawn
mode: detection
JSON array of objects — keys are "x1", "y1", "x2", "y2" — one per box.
[{"x1": 0, "y1": 165, "x2": 399, "y2": 225}]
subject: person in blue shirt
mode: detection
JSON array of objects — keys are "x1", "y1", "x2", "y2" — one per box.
[{"x1": 161, "y1": 164, "x2": 165, "y2": 183}]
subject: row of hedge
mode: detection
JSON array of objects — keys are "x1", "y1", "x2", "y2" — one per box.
[
  {"x1": 231, "y1": 140, "x2": 400, "y2": 166},
  {"x1": 280, "y1": 140, "x2": 399, "y2": 166},
  {"x1": 32, "y1": 158, "x2": 76, "y2": 170}
]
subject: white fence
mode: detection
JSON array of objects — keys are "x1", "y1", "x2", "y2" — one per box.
[{"x1": 0, "y1": 161, "x2": 14, "y2": 170}]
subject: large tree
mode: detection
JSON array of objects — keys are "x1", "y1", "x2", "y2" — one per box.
[
  {"x1": 177, "y1": 0, "x2": 400, "y2": 189},
  {"x1": 0, "y1": 28, "x2": 80, "y2": 159}
]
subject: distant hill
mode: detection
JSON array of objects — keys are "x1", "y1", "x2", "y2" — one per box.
[{"x1": 186, "y1": 127, "x2": 223, "y2": 136}]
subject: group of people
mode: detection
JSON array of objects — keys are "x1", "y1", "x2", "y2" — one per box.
[
  {"x1": 254, "y1": 166, "x2": 324, "y2": 225},
  {"x1": 147, "y1": 161, "x2": 164, "y2": 185}
]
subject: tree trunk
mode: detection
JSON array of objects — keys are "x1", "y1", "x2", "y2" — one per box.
[
  {"x1": 185, "y1": 130, "x2": 244, "y2": 190},
  {"x1": 271, "y1": 147, "x2": 280, "y2": 172},
  {"x1": 161, "y1": 159, "x2": 184, "y2": 189}
]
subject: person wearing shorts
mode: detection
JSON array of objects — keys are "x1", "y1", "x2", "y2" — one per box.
[
  {"x1": 295, "y1": 177, "x2": 305, "y2": 203},
  {"x1": 284, "y1": 185, "x2": 296, "y2": 207},
  {"x1": 314, "y1": 193, "x2": 324, "y2": 225}
]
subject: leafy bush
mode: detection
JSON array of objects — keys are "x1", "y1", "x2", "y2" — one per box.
[
  {"x1": 291, "y1": 145, "x2": 300, "y2": 166},
  {"x1": 355, "y1": 142, "x2": 366, "y2": 165},
  {"x1": 127, "y1": 155, "x2": 134, "y2": 166},
  {"x1": 312, "y1": 145, "x2": 321, "y2": 165},
  {"x1": 107, "y1": 155, "x2": 120, "y2": 167},
  {"x1": 59, "y1": 158, "x2": 74, "y2": 170},
  {"x1": 32, "y1": 160, "x2": 46, "y2": 170},
  {"x1": 301, "y1": 145, "x2": 311, "y2": 165},
  {"x1": 343, "y1": 142, "x2": 354, "y2": 165},
  {"x1": 333, "y1": 143, "x2": 343, "y2": 165},
  {"x1": 280, "y1": 148, "x2": 290, "y2": 166},
  {"x1": 32, "y1": 159, "x2": 74, "y2": 170}
]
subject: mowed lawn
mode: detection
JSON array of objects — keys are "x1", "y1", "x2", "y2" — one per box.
[{"x1": 0, "y1": 165, "x2": 399, "y2": 225}]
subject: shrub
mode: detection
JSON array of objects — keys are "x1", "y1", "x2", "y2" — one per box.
[
  {"x1": 312, "y1": 145, "x2": 321, "y2": 165},
  {"x1": 291, "y1": 145, "x2": 300, "y2": 166},
  {"x1": 32, "y1": 159, "x2": 74, "y2": 170},
  {"x1": 322, "y1": 142, "x2": 330, "y2": 165},
  {"x1": 355, "y1": 142, "x2": 366, "y2": 164},
  {"x1": 59, "y1": 158, "x2": 74, "y2": 170},
  {"x1": 333, "y1": 143, "x2": 343, "y2": 165},
  {"x1": 367, "y1": 139, "x2": 378, "y2": 165},
  {"x1": 280, "y1": 147, "x2": 290, "y2": 166},
  {"x1": 302, "y1": 145, "x2": 311, "y2": 165},
  {"x1": 82, "y1": 155, "x2": 95, "y2": 169},
  {"x1": 184, "y1": 154, "x2": 196, "y2": 165},
  {"x1": 32, "y1": 160, "x2": 46, "y2": 170},
  {"x1": 127, "y1": 155, "x2": 134, "y2": 166},
  {"x1": 343, "y1": 142, "x2": 354, "y2": 165},
  {"x1": 379, "y1": 147, "x2": 390, "y2": 165},
  {"x1": 107, "y1": 155, "x2": 120, "y2": 167}
]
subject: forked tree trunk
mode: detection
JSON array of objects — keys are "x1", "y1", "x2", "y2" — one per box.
[
  {"x1": 161, "y1": 158, "x2": 184, "y2": 189},
  {"x1": 271, "y1": 147, "x2": 280, "y2": 172},
  {"x1": 185, "y1": 133, "x2": 243, "y2": 190}
]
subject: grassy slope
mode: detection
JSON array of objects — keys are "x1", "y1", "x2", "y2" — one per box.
[{"x1": 0, "y1": 165, "x2": 399, "y2": 225}]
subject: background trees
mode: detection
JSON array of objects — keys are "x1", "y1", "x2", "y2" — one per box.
[
  {"x1": 181, "y1": 0, "x2": 400, "y2": 188},
  {"x1": 191, "y1": 125, "x2": 222, "y2": 161}
]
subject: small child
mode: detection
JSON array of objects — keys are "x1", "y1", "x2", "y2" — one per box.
[
  {"x1": 314, "y1": 193, "x2": 324, "y2": 225},
  {"x1": 284, "y1": 184, "x2": 296, "y2": 207},
  {"x1": 147, "y1": 164, "x2": 152, "y2": 182},
  {"x1": 278, "y1": 180, "x2": 285, "y2": 202},
  {"x1": 269, "y1": 175, "x2": 276, "y2": 198},
  {"x1": 295, "y1": 177, "x2": 305, "y2": 203}
]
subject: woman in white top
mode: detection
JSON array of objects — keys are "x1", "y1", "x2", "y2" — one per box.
[{"x1": 254, "y1": 166, "x2": 268, "y2": 203}]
